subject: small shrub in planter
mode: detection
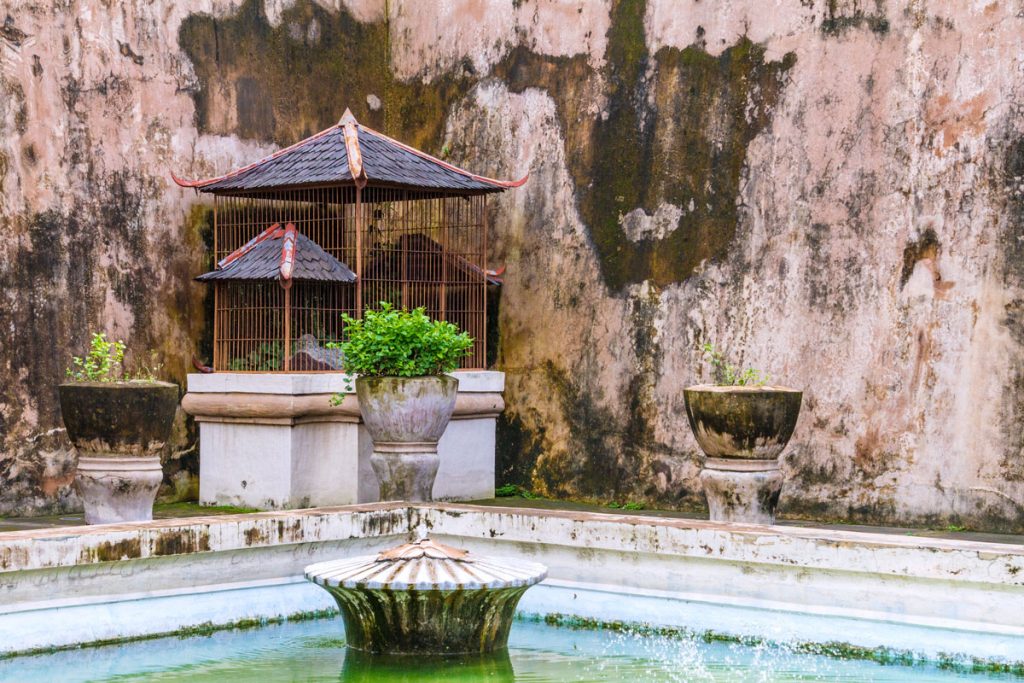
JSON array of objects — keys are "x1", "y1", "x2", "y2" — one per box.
[
  {"x1": 329, "y1": 304, "x2": 473, "y2": 502},
  {"x1": 683, "y1": 343, "x2": 802, "y2": 525},
  {"x1": 59, "y1": 333, "x2": 177, "y2": 524}
]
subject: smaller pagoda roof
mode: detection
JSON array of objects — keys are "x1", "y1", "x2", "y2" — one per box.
[
  {"x1": 173, "y1": 109, "x2": 527, "y2": 196},
  {"x1": 197, "y1": 223, "x2": 356, "y2": 283}
]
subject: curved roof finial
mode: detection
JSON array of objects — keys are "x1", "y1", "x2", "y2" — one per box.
[
  {"x1": 340, "y1": 108, "x2": 366, "y2": 188},
  {"x1": 338, "y1": 108, "x2": 358, "y2": 126}
]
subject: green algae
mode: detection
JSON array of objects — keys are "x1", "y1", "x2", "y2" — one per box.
[
  {"x1": 0, "y1": 609, "x2": 340, "y2": 661},
  {"x1": 528, "y1": 612, "x2": 1024, "y2": 675}
]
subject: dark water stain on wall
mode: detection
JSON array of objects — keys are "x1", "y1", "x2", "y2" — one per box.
[
  {"x1": 497, "y1": 0, "x2": 797, "y2": 291},
  {"x1": 822, "y1": 0, "x2": 890, "y2": 36},
  {"x1": 179, "y1": 0, "x2": 474, "y2": 152},
  {"x1": 998, "y1": 136, "x2": 1024, "y2": 484},
  {"x1": 495, "y1": 411, "x2": 543, "y2": 490}
]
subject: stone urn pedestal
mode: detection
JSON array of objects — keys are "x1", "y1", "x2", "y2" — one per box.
[
  {"x1": 58, "y1": 381, "x2": 178, "y2": 524},
  {"x1": 684, "y1": 385, "x2": 802, "y2": 525},
  {"x1": 357, "y1": 375, "x2": 458, "y2": 502}
]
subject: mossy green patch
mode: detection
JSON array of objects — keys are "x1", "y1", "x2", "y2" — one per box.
[
  {"x1": 179, "y1": 0, "x2": 473, "y2": 153},
  {"x1": 498, "y1": 3, "x2": 796, "y2": 290},
  {"x1": 525, "y1": 612, "x2": 1024, "y2": 674},
  {"x1": 0, "y1": 609, "x2": 339, "y2": 661},
  {"x1": 822, "y1": 0, "x2": 890, "y2": 36},
  {"x1": 155, "y1": 501, "x2": 263, "y2": 516}
]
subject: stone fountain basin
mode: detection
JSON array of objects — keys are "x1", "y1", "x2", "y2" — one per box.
[{"x1": 305, "y1": 539, "x2": 547, "y2": 655}]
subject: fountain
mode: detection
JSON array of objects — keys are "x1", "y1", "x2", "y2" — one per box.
[{"x1": 305, "y1": 533, "x2": 547, "y2": 655}]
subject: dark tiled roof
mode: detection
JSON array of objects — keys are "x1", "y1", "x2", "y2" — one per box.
[
  {"x1": 174, "y1": 110, "x2": 527, "y2": 195},
  {"x1": 197, "y1": 228, "x2": 356, "y2": 283}
]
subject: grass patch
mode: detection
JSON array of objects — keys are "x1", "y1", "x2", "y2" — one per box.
[
  {"x1": 155, "y1": 502, "x2": 264, "y2": 516},
  {"x1": 495, "y1": 484, "x2": 538, "y2": 500},
  {"x1": 606, "y1": 501, "x2": 645, "y2": 511}
]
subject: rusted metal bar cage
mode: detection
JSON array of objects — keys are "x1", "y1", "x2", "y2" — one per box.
[{"x1": 178, "y1": 109, "x2": 524, "y2": 373}]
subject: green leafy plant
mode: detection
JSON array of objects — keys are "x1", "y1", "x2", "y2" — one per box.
[
  {"x1": 66, "y1": 333, "x2": 164, "y2": 382},
  {"x1": 66, "y1": 333, "x2": 126, "y2": 382},
  {"x1": 607, "y1": 501, "x2": 645, "y2": 511},
  {"x1": 700, "y1": 342, "x2": 769, "y2": 386},
  {"x1": 330, "y1": 303, "x2": 473, "y2": 378},
  {"x1": 495, "y1": 484, "x2": 537, "y2": 499}
]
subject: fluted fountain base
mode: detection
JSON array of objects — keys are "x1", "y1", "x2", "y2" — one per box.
[{"x1": 320, "y1": 584, "x2": 529, "y2": 655}]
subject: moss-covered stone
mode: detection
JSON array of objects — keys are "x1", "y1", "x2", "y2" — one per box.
[{"x1": 58, "y1": 381, "x2": 178, "y2": 456}]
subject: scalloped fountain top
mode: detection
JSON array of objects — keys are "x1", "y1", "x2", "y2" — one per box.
[{"x1": 305, "y1": 537, "x2": 547, "y2": 591}]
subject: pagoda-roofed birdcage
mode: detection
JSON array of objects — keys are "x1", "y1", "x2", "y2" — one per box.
[{"x1": 176, "y1": 109, "x2": 526, "y2": 372}]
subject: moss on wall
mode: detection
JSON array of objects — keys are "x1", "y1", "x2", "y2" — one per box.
[
  {"x1": 179, "y1": 0, "x2": 474, "y2": 152},
  {"x1": 495, "y1": 1, "x2": 796, "y2": 290},
  {"x1": 998, "y1": 137, "x2": 1024, "y2": 487}
]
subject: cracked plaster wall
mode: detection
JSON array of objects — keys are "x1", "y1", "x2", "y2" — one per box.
[{"x1": 1, "y1": 0, "x2": 1023, "y2": 531}]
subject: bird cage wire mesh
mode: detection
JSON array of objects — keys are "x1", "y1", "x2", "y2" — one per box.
[{"x1": 211, "y1": 187, "x2": 488, "y2": 372}]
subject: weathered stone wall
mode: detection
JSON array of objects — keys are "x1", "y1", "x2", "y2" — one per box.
[{"x1": 2, "y1": 0, "x2": 1022, "y2": 530}]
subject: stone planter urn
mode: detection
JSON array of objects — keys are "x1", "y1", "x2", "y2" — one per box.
[
  {"x1": 683, "y1": 385, "x2": 802, "y2": 525},
  {"x1": 356, "y1": 375, "x2": 458, "y2": 502},
  {"x1": 58, "y1": 381, "x2": 178, "y2": 524}
]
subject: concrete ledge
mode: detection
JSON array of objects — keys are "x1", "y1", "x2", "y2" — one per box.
[
  {"x1": 0, "y1": 503, "x2": 412, "y2": 573},
  {"x1": 422, "y1": 503, "x2": 1024, "y2": 585},
  {"x1": 182, "y1": 392, "x2": 503, "y2": 424},
  {"x1": 186, "y1": 370, "x2": 504, "y2": 395},
  {"x1": 1, "y1": 503, "x2": 1022, "y2": 663}
]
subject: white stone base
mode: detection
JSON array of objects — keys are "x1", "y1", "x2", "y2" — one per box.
[
  {"x1": 183, "y1": 371, "x2": 503, "y2": 509},
  {"x1": 197, "y1": 421, "x2": 361, "y2": 509}
]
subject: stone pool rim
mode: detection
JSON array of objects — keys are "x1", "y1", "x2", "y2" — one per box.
[{"x1": 1, "y1": 501, "x2": 1023, "y2": 667}]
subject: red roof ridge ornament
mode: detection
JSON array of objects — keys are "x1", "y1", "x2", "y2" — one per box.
[
  {"x1": 279, "y1": 223, "x2": 297, "y2": 282},
  {"x1": 218, "y1": 222, "x2": 283, "y2": 269},
  {"x1": 339, "y1": 108, "x2": 367, "y2": 189}
]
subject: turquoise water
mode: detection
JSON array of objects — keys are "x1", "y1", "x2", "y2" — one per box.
[{"x1": 0, "y1": 617, "x2": 1018, "y2": 682}]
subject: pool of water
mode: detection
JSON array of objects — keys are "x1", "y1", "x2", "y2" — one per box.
[{"x1": 0, "y1": 617, "x2": 1017, "y2": 682}]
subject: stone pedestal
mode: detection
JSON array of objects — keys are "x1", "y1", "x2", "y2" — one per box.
[
  {"x1": 699, "y1": 457, "x2": 784, "y2": 525},
  {"x1": 182, "y1": 371, "x2": 503, "y2": 509},
  {"x1": 75, "y1": 456, "x2": 164, "y2": 525},
  {"x1": 358, "y1": 376, "x2": 458, "y2": 503}
]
